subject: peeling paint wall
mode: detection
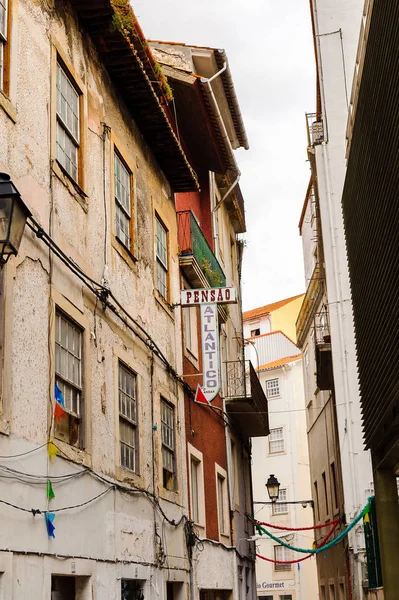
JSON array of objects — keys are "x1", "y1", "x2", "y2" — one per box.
[{"x1": 0, "y1": 0, "x2": 191, "y2": 597}]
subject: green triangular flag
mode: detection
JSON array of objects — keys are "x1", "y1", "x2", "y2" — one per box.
[{"x1": 47, "y1": 480, "x2": 55, "y2": 500}]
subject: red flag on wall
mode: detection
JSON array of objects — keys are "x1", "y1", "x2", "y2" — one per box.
[{"x1": 194, "y1": 384, "x2": 209, "y2": 405}]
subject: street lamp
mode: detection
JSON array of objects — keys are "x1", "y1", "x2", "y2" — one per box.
[
  {"x1": 0, "y1": 173, "x2": 31, "y2": 265},
  {"x1": 266, "y1": 474, "x2": 280, "y2": 503}
]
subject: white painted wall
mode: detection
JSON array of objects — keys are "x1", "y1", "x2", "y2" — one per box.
[
  {"x1": 250, "y1": 359, "x2": 318, "y2": 600},
  {"x1": 311, "y1": 1, "x2": 373, "y2": 598}
]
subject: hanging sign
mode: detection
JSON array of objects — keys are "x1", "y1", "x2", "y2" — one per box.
[
  {"x1": 200, "y1": 304, "x2": 220, "y2": 402},
  {"x1": 181, "y1": 287, "x2": 237, "y2": 306}
]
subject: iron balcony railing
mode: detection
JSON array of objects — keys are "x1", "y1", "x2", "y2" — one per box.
[
  {"x1": 314, "y1": 306, "x2": 331, "y2": 345},
  {"x1": 306, "y1": 112, "x2": 324, "y2": 146},
  {"x1": 177, "y1": 210, "x2": 226, "y2": 287},
  {"x1": 224, "y1": 360, "x2": 269, "y2": 424}
]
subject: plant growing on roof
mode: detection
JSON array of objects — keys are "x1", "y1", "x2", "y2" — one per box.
[{"x1": 110, "y1": 0, "x2": 173, "y2": 102}]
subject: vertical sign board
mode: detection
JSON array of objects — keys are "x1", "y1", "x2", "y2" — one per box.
[{"x1": 200, "y1": 304, "x2": 220, "y2": 401}]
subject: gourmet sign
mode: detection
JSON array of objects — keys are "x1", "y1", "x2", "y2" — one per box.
[
  {"x1": 200, "y1": 304, "x2": 220, "y2": 401},
  {"x1": 181, "y1": 287, "x2": 236, "y2": 306}
]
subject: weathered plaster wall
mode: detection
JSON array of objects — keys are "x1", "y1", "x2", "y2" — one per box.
[{"x1": 0, "y1": 0, "x2": 191, "y2": 597}]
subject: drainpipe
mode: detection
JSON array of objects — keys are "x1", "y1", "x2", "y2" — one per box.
[{"x1": 200, "y1": 65, "x2": 241, "y2": 209}]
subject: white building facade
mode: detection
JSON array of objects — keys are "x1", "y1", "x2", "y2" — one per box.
[
  {"x1": 244, "y1": 307, "x2": 318, "y2": 600},
  {"x1": 301, "y1": 0, "x2": 374, "y2": 598}
]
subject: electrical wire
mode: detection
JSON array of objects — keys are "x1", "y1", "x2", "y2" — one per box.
[{"x1": 0, "y1": 443, "x2": 48, "y2": 459}]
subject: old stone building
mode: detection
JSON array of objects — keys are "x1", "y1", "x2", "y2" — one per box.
[{"x1": 0, "y1": 1, "x2": 267, "y2": 600}]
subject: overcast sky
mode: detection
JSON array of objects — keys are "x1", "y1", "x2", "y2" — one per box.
[{"x1": 134, "y1": 0, "x2": 315, "y2": 312}]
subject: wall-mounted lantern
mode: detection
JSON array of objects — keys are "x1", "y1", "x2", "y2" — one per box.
[
  {"x1": 265, "y1": 473, "x2": 281, "y2": 503},
  {"x1": 0, "y1": 173, "x2": 31, "y2": 265}
]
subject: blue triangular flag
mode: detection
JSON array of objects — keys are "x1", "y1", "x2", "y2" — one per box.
[
  {"x1": 44, "y1": 512, "x2": 56, "y2": 538},
  {"x1": 54, "y1": 382, "x2": 65, "y2": 407}
]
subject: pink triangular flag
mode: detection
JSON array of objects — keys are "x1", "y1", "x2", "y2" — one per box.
[{"x1": 194, "y1": 384, "x2": 209, "y2": 405}]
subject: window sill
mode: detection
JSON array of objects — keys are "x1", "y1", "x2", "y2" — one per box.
[
  {"x1": 112, "y1": 236, "x2": 138, "y2": 270},
  {"x1": 159, "y1": 485, "x2": 180, "y2": 505},
  {"x1": 52, "y1": 160, "x2": 88, "y2": 212},
  {"x1": 55, "y1": 437, "x2": 92, "y2": 467},
  {"x1": 184, "y1": 347, "x2": 199, "y2": 370},
  {"x1": 155, "y1": 293, "x2": 175, "y2": 321},
  {"x1": 115, "y1": 465, "x2": 143, "y2": 488},
  {"x1": 0, "y1": 91, "x2": 17, "y2": 123}
]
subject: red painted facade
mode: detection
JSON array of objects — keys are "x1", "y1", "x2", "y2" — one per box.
[{"x1": 175, "y1": 178, "x2": 214, "y2": 249}]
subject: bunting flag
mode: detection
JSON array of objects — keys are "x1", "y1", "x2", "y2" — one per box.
[
  {"x1": 48, "y1": 439, "x2": 58, "y2": 461},
  {"x1": 54, "y1": 382, "x2": 67, "y2": 423},
  {"x1": 44, "y1": 512, "x2": 55, "y2": 538},
  {"x1": 194, "y1": 384, "x2": 209, "y2": 405},
  {"x1": 54, "y1": 382, "x2": 65, "y2": 407},
  {"x1": 54, "y1": 401, "x2": 67, "y2": 424},
  {"x1": 47, "y1": 480, "x2": 55, "y2": 500}
]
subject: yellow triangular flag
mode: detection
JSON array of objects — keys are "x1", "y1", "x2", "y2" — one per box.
[
  {"x1": 48, "y1": 439, "x2": 58, "y2": 461},
  {"x1": 363, "y1": 513, "x2": 370, "y2": 525}
]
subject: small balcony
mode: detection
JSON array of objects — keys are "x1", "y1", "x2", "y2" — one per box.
[
  {"x1": 177, "y1": 210, "x2": 226, "y2": 288},
  {"x1": 306, "y1": 112, "x2": 324, "y2": 147},
  {"x1": 223, "y1": 360, "x2": 269, "y2": 438},
  {"x1": 315, "y1": 307, "x2": 333, "y2": 391}
]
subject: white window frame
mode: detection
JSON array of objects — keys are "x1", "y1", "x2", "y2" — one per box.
[
  {"x1": 114, "y1": 151, "x2": 132, "y2": 249},
  {"x1": 118, "y1": 362, "x2": 138, "y2": 473},
  {"x1": 56, "y1": 61, "x2": 80, "y2": 182},
  {"x1": 188, "y1": 444, "x2": 205, "y2": 528},
  {"x1": 155, "y1": 216, "x2": 168, "y2": 301},
  {"x1": 215, "y1": 464, "x2": 229, "y2": 537},
  {"x1": 269, "y1": 427, "x2": 284, "y2": 454},
  {"x1": 184, "y1": 303, "x2": 198, "y2": 358},
  {"x1": 272, "y1": 488, "x2": 288, "y2": 515},
  {"x1": 274, "y1": 545, "x2": 291, "y2": 571},
  {"x1": 266, "y1": 378, "x2": 280, "y2": 398}
]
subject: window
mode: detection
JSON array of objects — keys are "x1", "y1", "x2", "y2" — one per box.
[
  {"x1": 55, "y1": 310, "x2": 83, "y2": 448},
  {"x1": 56, "y1": 61, "x2": 80, "y2": 182},
  {"x1": 274, "y1": 545, "x2": 291, "y2": 571},
  {"x1": 119, "y1": 362, "x2": 138, "y2": 473},
  {"x1": 0, "y1": 0, "x2": 8, "y2": 91},
  {"x1": 322, "y1": 471, "x2": 329, "y2": 516},
  {"x1": 266, "y1": 378, "x2": 280, "y2": 398},
  {"x1": 161, "y1": 399, "x2": 175, "y2": 490},
  {"x1": 114, "y1": 152, "x2": 132, "y2": 249},
  {"x1": 320, "y1": 586, "x2": 326, "y2": 600},
  {"x1": 280, "y1": 596, "x2": 293, "y2": 600},
  {"x1": 338, "y1": 583, "x2": 345, "y2": 600},
  {"x1": 217, "y1": 473, "x2": 227, "y2": 534},
  {"x1": 303, "y1": 348, "x2": 310, "y2": 402},
  {"x1": 314, "y1": 481, "x2": 320, "y2": 521},
  {"x1": 272, "y1": 488, "x2": 288, "y2": 515},
  {"x1": 184, "y1": 302, "x2": 198, "y2": 358},
  {"x1": 250, "y1": 328, "x2": 260, "y2": 337},
  {"x1": 51, "y1": 575, "x2": 90, "y2": 599},
  {"x1": 155, "y1": 216, "x2": 168, "y2": 300},
  {"x1": 269, "y1": 427, "x2": 284, "y2": 453},
  {"x1": 331, "y1": 462, "x2": 338, "y2": 511},
  {"x1": 329, "y1": 584, "x2": 336, "y2": 600},
  {"x1": 190, "y1": 456, "x2": 199, "y2": 523},
  {"x1": 121, "y1": 580, "x2": 144, "y2": 600}
]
